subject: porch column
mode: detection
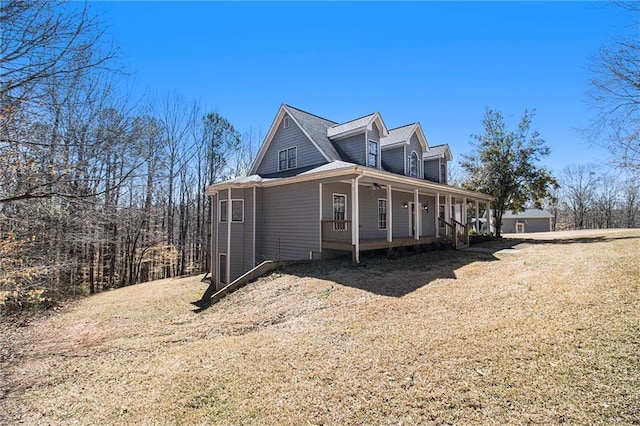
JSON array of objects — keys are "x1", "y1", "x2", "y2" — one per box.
[
  {"x1": 445, "y1": 195, "x2": 451, "y2": 223},
  {"x1": 351, "y1": 177, "x2": 360, "y2": 263},
  {"x1": 475, "y1": 200, "x2": 480, "y2": 233},
  {"x1": 414, "y1": 189, "x2": 420, "y2": 240},
  {"x1": 387, "y1": 184, "x2": 392, "y2": 242},
  {"x1": 319, "y1": 183, "x2": 323, "y2": 252},
  {"x1": 485, "y1": 201, "x2": 491, "y2": 234},
  {"x1": 435, "y1": 192, "x2": 440, "y2": 237},
  {"x1": 463, "y1": 197, "x2": 469, "y2": 244}
]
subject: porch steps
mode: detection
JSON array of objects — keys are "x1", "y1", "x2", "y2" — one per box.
[{"x1": 192, "y1": 260, "x2": 285, "y2": 308}]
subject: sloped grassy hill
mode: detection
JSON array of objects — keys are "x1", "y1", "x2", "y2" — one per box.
[{"x1": 1, "y1": 229, "x2": 638, "y2": 425}]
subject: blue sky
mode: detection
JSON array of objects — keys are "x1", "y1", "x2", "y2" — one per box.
[{"x1": 93, "y1": 1, "x2": 632, "y2": 176}]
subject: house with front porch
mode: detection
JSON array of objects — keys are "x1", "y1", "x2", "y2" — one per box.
[{"x1": 206, "y1": 104, "x2": 492, "y2": 287}]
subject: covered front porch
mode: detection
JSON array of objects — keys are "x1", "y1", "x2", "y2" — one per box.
[{"x1": 318, "y1": 173, "x2": 491, "y2": 262}]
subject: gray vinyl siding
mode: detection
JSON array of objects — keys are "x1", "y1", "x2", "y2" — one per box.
[
  {"x1": 421, "y1": 195, "x2": 436, "y2": 236},
  {"x1": 255, "y1": 187, "x2": 264, "y2": 263},
  {"x1": 211, "y1": 194, "x2": 217, "y2": 279},
  {"x1": 392, "y1": 192, "x2": 412, "y2": 238},
  {"x1": 406, "y1": 134, "x2": 423, "y2": 178},
  {"x1": 502, "y1": 217, "x2": 551, "y2": 233},
  {"x1": 232, "y1": 188, "x2": 254, "y2": 280},
  {"x1": 335, "y1": 133, "x2": 366, "y2": 165},
  {"x1": 259, "y1": 181, "x2": 321, "y2": 261},
  {"x1": 382, "y1": 146, "x2": 405, "y2": 175},
  {"x1": 359, "y1": 186, "x2": 387, "y2": 240},
  {"x1": 256, "y1": 113, "x2": 327, "y2": 175},
  {"x1": 322, "y1": 182, "x2": 351, "y2": 220},
  {"x1": 424, "y1": 159, "x2": 440, "y2": 182},
  {"x1": 217, "y1": 189, "x2": 228, "y2": 254}
]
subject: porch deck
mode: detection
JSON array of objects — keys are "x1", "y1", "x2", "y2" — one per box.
[
  {"x1": 322, "y1": 235, "x2": 441, "y2": 252},
  {"x1": 320, "y1": 220, "x2": 444, "y2": 252}
]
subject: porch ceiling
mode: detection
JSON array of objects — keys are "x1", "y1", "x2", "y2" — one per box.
[{"x1": 355, "y1": 175, "x2": 488, "y2": 201}]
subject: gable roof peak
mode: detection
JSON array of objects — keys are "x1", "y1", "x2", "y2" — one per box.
[
  {"x1": 283, "y1": 104, "x2": 338, "y2": 125},
  {"x1": 327, "y1": 111, "x2": 389, "y2": 139}
]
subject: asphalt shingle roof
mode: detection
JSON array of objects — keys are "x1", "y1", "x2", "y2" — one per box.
[
  {"x1": 381, "y1": 123, "x2": 415, "y2": 146},
  {"x1": 327, "y1": 114, "x2": 376, "y2": 138},
  {"x1": 424, "y1": 144, "x2": 451, "y2": 160},
  {"x1": 284, "y1": 105, "x2": 342, "y2": 162}
]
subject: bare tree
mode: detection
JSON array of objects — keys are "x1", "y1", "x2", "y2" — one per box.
[
  {"x1": 561, "y1": 164, "x2": 599, "y2": 229},
  {"x1": 589, "y1": 4, "x2": 640, "y2": 173},
  {"x1": 592, "y1": 174, "x2": 620, "y2": 229},
  {"x1": 0, "y1": 0, "x2": 119, "y2": 203},
  {"x1": 621, "y1": 177, "x2": 639, "y2": 227}
]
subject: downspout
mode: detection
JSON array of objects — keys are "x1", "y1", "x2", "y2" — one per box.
[
  {"x1": 351, "y1": 171, "x2": 364, "y2": 264},
  {"x1": 227, "y1": 186, "x2": 232, "y2": 284},
  {"x1": 252, "y1": 186, "x2": 256, "y2": 267}
]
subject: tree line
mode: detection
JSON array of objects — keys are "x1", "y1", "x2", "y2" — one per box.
[{"x1": 0, "y1": 1, "x2": 255, "y2": 310}]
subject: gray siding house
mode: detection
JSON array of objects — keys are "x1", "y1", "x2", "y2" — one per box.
[
  {"x1": 502, "y1": 209, "x2": 554, "y2": 233},
  {"x1": 207, "y1": 105, "x2": 492, "y2": 287}
]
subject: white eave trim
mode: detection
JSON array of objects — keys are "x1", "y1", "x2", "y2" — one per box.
[
  {"x1": 207, "y1": 165, "x2": 493, "y2": 201},
  {"x1": 328, "y1": 112, "x2": 389, "y2": 140},
  {"x1": 249, "y1": 104, "x2": 332, "y2": 175}
]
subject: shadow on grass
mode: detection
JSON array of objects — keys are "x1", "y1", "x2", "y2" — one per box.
[
  {"x1": 501, "y1": 232, "x2": 640, "y2": 247},
  {"x1": 274, "y1": 244, "x2": 511, "y2": 298},
  {"x1": 193, "y1": 231, "x2": 638, "y2": 306}
]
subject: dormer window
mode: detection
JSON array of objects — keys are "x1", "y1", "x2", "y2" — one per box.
[
  {"x1": 368, "y1": 140, "x2": 378, "y2": 167},
  {"x1": 278, "y1": 147, "x2": 297, "y2": 171},
  {"x1": 282, "y1": 116, "x2": 290, "y2": 129},
  {"x1": 409, "y1": 151, "x2": 419, "y2": 177}
]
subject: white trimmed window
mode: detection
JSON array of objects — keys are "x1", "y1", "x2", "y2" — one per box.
[
  {"x1": 410, "y1": 151, "x2": 419, "y2": 177},
  {"x1": 278, "y1": 147, "x2": 297, "y2": 171},
  {"x1": 283, "y1": 116, "x2": 290, "y2": 129},
  {"x1": 219, "y1": 200, "x2": 228, "y2": 222},
  {"x1": 378, "y1": 199, "x2": 387, "y2": 230},
  {"x1": 368, "y1": 140, "x2": 378, "y2": 167},
  {"x1": 333, "y1": 194, "x2": 346, "y2": 230},
  {"x1": 219, "y1": 199, "x2": 244, "y2": 222},
  {"x1": 231, "y1": 200, "x2": 244, "y2": 222}
]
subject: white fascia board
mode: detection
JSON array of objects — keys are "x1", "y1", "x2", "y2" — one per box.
[
  {"x1": 209, "y1": 164, "x2": 493, "y2": 201},
  {"x1": 369, "y1": 112, "x2": 389, "y2": 137},
  {"x1": 328, "y1": 128, "x2": 367, "y2": 141},
  {"x1": 414, "y1": 123, "x2": 428, "y2": 152},
  {"x1": 381, "y1": 140, "x2": 409, "y2": 150},
  {"x1": 249, "y1": 104, "x2": 332, "y2": 175},
  {"x1": 249, "y1": 104, "x2": 287, "y2": 175}
]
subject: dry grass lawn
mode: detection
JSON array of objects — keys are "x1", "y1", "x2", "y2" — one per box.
[{"x1": 1, "y1": 229, "x2": 638, "y2": 425}]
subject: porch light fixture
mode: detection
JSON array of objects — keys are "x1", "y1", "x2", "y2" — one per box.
[
  {"x1": 423, "y1": 203, "x2": 429, "y2": 212},
  {"x1": 402, "y1": 202, "x2": 408, "y2": 209}
]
